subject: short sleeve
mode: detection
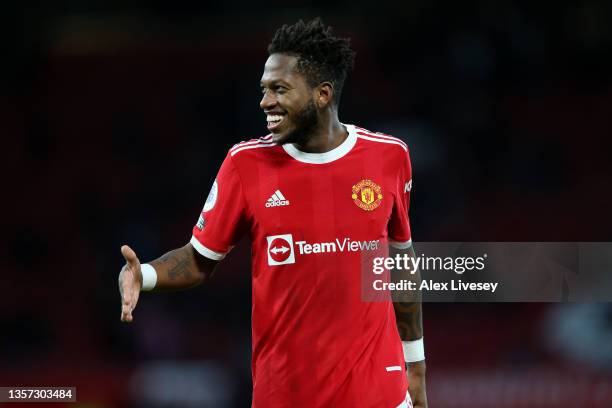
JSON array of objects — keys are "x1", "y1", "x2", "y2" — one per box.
[
  {"x1": 388, "y1": 149, "x2": 412, "y2": 249},
  {"x1": 191, "y1": 153, "x2": 250, "y2": 260}
]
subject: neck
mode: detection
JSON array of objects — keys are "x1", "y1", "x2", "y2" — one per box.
[{"x1": 294, "y1": 111, "x2": 347, "y2": 153}]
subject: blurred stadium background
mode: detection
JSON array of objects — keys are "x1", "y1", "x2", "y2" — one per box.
[{"x1": 2, "y1": 0, "x2": 612, "y2": 407}]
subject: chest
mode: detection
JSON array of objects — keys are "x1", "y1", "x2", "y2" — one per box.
[{"x1": 244, "y1": 160, "x2": 397, "y2": 240}]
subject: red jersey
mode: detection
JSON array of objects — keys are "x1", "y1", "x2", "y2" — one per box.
[{"x1": 191, "y1": 124, "x2": 413, "y2": 407}]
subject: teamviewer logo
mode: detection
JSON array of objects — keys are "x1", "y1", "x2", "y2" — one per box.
[{"x1": 266, "y1": 234, "x2": 295, "y2": 266}]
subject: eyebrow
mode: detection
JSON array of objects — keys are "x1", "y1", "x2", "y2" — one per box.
[{"x1": 260, "y1": 79, "x2": 291, "y2": 87}]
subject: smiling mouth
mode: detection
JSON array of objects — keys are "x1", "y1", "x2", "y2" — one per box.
[{"x1": 266, "y1": 114, "x2": 286, "y2": 131}]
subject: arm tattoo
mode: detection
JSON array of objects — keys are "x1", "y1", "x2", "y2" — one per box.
[
  {"x1": 392, "y1": 246, "x2": 424, "y2": 341},
  {"x1": 158, "y1": 251, "x2": 194, "y2": 281},
  {"x1": 394, "y1": 301, "x2": 423, "y2": 340},
  {"x1": 168, "y1": 258, "x2": 192, "y2": 280}
]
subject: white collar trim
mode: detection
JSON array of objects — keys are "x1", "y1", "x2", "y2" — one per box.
[{"x1": 282, "y1": 124, "x2": 357, "y2": 164}]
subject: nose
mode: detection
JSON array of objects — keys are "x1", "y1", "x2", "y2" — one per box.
[{"x1": 260, "y1": 89, "x2": 277, "y2": 110}]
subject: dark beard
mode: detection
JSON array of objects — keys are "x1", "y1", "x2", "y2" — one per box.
[{"x1": 279, "y1": 98, "x2": 318, "y2": 146}]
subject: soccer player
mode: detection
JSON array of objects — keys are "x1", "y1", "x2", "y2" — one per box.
[{"x1": 118, "y1": 18, "x2": 427, "y2": 407}]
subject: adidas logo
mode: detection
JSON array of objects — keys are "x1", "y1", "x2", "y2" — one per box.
[{"x1": 265, "y1": 190, "x2": 290, "y2": 207}]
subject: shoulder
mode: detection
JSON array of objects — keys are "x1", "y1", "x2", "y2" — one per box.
[
  {"x1": 226, "y1": 134, "x2": 279, "y2": 162},
  {"x1": 351, "y1": 124, "x2": 410, "y2": 160}
]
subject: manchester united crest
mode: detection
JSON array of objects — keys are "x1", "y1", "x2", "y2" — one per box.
[{"x1": 352, "y1": 179, "x2": 383, "y2": 211}]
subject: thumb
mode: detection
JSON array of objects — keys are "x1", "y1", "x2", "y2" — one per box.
[{"x1": 121, "y1": 244, "x2": 140, "y2": 268}]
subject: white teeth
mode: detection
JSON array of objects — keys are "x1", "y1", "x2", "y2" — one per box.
[{"x1": 267, "y1": 114, "x2": 283, "y2": 122}]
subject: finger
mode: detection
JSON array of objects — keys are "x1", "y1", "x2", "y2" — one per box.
[
  {"x1": 121, "y1": 309, "x2": 133, "y2": 322},
  {"x1": 121, "y1": 304, "x2": 133, "y2": 322},
  {"x1": 128, "y1": 293, "x2": 139, "y2": 313},
  {"x1": 121, "y1": 245, "x2": 139, "y2": 268},
  {"x1": 121, "y1": 281, "x2": 132, "y2": 305}
]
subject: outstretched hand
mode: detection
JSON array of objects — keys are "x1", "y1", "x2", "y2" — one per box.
[{"x1": 119, "y1": 245, "x2": 142, "y2": 322}]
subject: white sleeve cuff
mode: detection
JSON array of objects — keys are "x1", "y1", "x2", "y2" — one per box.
[
  {"x1": 389, "y1": 239, "x2": 412, "y2": 249},
  {"x1": 402, "y1": 338, "x2": 425, "y2": 362},
  {"x1": 190, "y1": 236, "x2": 227, "y2": 260}
]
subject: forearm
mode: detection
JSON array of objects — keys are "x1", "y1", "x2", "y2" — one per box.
[
  {"x1": 396, "y1": 296, "x2": 426, "y2": 374},
  {"x1": 395, "y1": 300, "x2": 426, "y2": 374},
  {"x1": 392, "y1": 245, "x2": 424, "y2": 342},
  {"x1": 394, "y1": 299, "x2": 423, "y2": 341},
  {"x1": 391, "y1": 245, "x2": 427, "y2": 405},
  {"x1": 148, "y1": 243, "x2": 217, "y2": 290}
]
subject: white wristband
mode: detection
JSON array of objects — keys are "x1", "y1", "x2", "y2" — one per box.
[
  {"x1": 402, "y1": 338, "x2": 425, "y2": 362},
  {"x1": 140, "y1": 263, "x2": 157, "y2": 291}
]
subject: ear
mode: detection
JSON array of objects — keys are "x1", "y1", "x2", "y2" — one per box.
[{"x1": 315, "y1": 82, "x2": 334, "y2": 108}]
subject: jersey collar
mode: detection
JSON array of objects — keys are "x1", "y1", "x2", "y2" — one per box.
[{"x1": 281, "y1": 124, "x2": 357, "y2": 164}]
